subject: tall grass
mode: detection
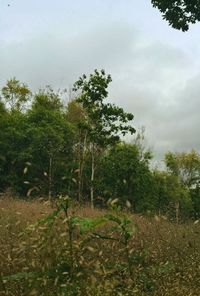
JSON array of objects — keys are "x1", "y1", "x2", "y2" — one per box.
[{"x1": 0, "y1": 196, "x2": 200, "y2": 295}]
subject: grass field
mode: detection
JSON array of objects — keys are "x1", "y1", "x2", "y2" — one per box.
[{"x1": 0, "y1": 197, "x2": 200, "y2": 296}]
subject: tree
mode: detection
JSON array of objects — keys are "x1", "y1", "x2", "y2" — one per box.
[
  {"x1": 151, "y1": 0, "x2": 200, "y2": 31},
  {"x1": 164, "y1": 150, "x2": 200, "y2": 219},
  {"x1": 97, "y1": 143, "x2": 155, "y2": 211},
  {"x1": 190, "y1": 185, "x2": 200, "y2": 218},
  {"x1": 66, "y1": 100, "x2": 85, "y2": 125},
  {"x1": 27, "y1": 88, "x2": 75, "y2": 201},
  {"x1": 73, "y1": 70, "x2": 135, "y2": 207},
  {"x1": 153, "y1": 170, "x2": 192, "y2": 221},
  {"x1": 0, "y1": 85, "x2": 76, "y2": 198},
  {"x1": 66, "y1": 100, "x2": 87, "y2": 201},
  {"x1": 0, "y1": 100, "x2": 6, "y2": 115},
  {"x1": 0, "y1": 110, "x2": 30, "y2": 194},
  {"x1": 0, "y1": 101, "x2": 8, "y2": 191},
  {"x1": 1, "y1": 78, "x2": 31, "y2": 111},
  {"x1": 132, "y1": 126, "x2": 153, "y2": 163},
  {"x1": 165, "y1": 150, "x2": 200, "y2": 188}
]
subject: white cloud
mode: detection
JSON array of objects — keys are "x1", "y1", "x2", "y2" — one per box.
[{"x1": 0, "y1": 20, "x2": 199, "y2": 160}]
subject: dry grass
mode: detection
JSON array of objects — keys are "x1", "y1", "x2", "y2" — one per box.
[{"x1": 0, "y1": 197, "x2": 200, "y2": 296}]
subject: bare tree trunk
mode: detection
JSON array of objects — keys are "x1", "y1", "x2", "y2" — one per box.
[
  {"x1": 90, "y1": 143, "x2": 95, "y2": 209},
  {"x1": 77, "y1": 134, "x2": 82, "y2": 202},
  {"x1": 78, "y1": 131, "x2": 87, "y2": 202},
  {"x1": 48, "y1": 156, "x2": 53, "y2": 205},
  {"x1": 175, "y1": 201, "x2": 180, "y2": 223}
]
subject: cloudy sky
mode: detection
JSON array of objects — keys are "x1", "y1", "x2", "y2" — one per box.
[{"x1": 1, "y1": 0, "x2": 200, "y2": 161}]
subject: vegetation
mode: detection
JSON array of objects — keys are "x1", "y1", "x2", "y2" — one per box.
[
  {"x1": 1, "y1": 70, "x2": 200, "y2": 294},
  {"x1": 151, "y1": 0, "x2": 200, "y2": 31},
  {"x1": 0, "y1": 70, "x2": 200, "y2": 219},
  {"x1": 0, "y1": 197, "x2": 200, "y2": 295},
  {"x1": 73, "y1": 70, "x2": 135, "y2": 208}
]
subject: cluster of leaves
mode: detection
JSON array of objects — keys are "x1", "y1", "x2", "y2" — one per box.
[
  {"x1": 151, "y1": 0, "x2": 200, "y2": 31},
  {"x1": 0, "y1": 81, "x2": 75, "y2": 198},
  {"x1": 73, "y1": 70, "x2": 135, "y2": 146}
]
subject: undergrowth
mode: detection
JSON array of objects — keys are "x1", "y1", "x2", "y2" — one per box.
[{"x1": 0, "y1": 197, "x2": 200, "y2": 296}]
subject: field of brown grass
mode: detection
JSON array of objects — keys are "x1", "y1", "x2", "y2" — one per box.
[{"x1": 0, "y1": 197, "x2": 200, "y2": 296}]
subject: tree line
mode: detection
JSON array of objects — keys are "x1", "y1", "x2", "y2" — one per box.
[{"x1": 0, "y1": 70, "x2": 200, "y2": 220}]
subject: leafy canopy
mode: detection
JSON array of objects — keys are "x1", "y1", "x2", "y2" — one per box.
[
  {"x1": 73, "y1": 69, "x2": 135, "y2": 147},
  {"x1": 165, "y1": 150, "x2": 200, "y2": 187},
  {"x1": 1, "y1": 78, "x2": 31, "y2": 111},
  {"x1": 152, "y1": 0, "x2": 200, "y2": 31}
]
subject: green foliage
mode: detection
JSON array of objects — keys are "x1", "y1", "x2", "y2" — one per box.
[
  {"x1": 151, "y1": 0, "x2": 200, "y2": 31},
  {"x1": 1, "y1": 78, "x2": 31, "y2": 111},
  {"x1": 73, "y1": 69, "x2": 135, "y2": 207},
  {"x1": 163, "y1": 150, "x2": 200, "y2": 218},
  {"x1": 71, "y1": 216, "x2": 107, "y2": 234},
  {"x1": 27, "y1": 91, "x2": 75, "y2": 197},
  {"x1": 73, "y1": 69, "x2": 135, "y2": 147},
  {"x1": 190, "y1": 185, "x2": 200, "y2": 218},
  {"x1": 0, "y1": 83, "x2": 76, "y2": 198},
  {"x1": 66, "y1": 100, "x2": 85, "y2": 126},
  {"x1": 0, "y1": 110, "x2": 30, "y2": 194},
  {"x1": 165, "y1": 150, "x2": 200, "y2": 187},
  {"x1": 97, "y1": 143, "x2": 154, "y2": 211},
  {"x1": 153, "y1": 170, "x2": 192, "y2": 219},
  {"x1": 0, "y1": 72, "x2": 199, "y2": 219}
]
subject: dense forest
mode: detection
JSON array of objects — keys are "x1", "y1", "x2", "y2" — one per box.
[{"x1": 0, "y1": 69, "x2": 200, "y2": 221}]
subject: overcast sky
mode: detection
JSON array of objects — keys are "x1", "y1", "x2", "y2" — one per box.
[{"x1": 1, "y1": 0, "x2": 200, "y2": 161}]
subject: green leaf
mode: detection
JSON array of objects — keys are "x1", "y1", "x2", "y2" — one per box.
[{"x1": 71, "y1": 216, "x2": 107, "y2": 234}]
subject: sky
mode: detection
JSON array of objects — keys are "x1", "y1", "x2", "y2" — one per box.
[{"x1": 1, "y1": 0, "x2": 200, "y2": 162}]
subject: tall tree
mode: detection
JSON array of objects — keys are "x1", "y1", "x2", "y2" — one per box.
[
  {"x1": 66, "y1": 100, "x2": 87, "y2": 201},
  {"x1": 73, "y1": 70, "x2": 135, "y2": 207},
  {"x1": 27, "y1": 88, "x2": 75, "y2": 201},
  {"x1": 0, "y1": 81, "x2": 31, "y2": 194}
]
